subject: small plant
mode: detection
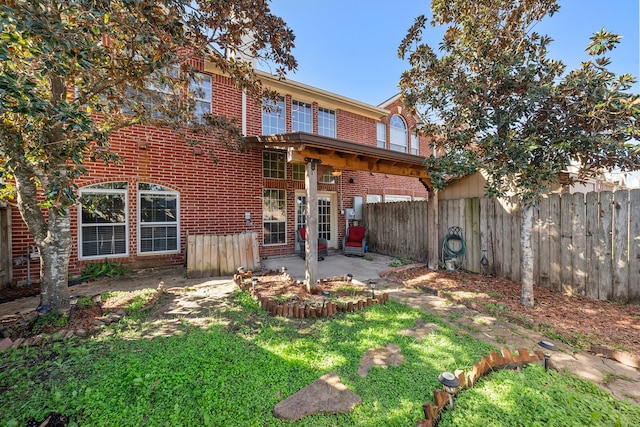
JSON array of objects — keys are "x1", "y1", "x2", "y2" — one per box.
[
  {"x1": 79, "y1": 259, "x2": 131, "y2": 280},
  {"x1": 488, "y1": 291, "x2": 502, "y2": 298},
  {"x1": 363, "y1": 254, "x2": 374, "y2": 261},
  {"x1": 388, "y1": 257, "x2": 414, "y2": 267},
  {"x1": 30, "y1": 311, "x2": 64, "y2": 334}
]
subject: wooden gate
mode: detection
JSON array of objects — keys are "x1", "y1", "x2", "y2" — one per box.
[{"x1": 186, "y1": 232, "x2": 260, "y2": 278}]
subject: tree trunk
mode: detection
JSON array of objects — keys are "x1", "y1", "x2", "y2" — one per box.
[
  {"x1": 14, "y1": 165, "x2": 72, "y2": 312},
  {"x1": 38, "y1": 209, "x2": 72, "y2": 312},
  {"x1": 520, "y1": 205, "x2": 535, "y2": 307}
]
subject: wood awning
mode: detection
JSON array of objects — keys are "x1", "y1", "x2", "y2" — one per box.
[{"x1": 245, "y1": 132, "x2": 431, "y2": 190}]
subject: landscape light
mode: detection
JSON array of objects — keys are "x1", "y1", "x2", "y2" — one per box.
[
  {"x1": 68, "y1": 295, "x2": 79, "y2": 322},
  {"x1": 438, "y1": 371, "x2": 460, "y2": 409},
  {"x1": 92, "y1": 294, "x2": 103, "y2": 315},
  {"x1": 251, "y1": 277, "x2": 258, "y2": 291},
  {"x1": 346, "y1": 273, "x2": 353, "y2": 283},
  {"x1": 538, "y1": 341, "x2": 557, "y2": 372},
  {"x1": 368, "y1": 280, "x2": 377, "y2": 299}
]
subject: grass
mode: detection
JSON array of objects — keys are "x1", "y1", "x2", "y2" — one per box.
[
  {"x1": 1, "y1": 290, "x2": 638, "y2": 426},
  {"x1": 440, "y1": 365, "x2": 640, "y2": 426}
]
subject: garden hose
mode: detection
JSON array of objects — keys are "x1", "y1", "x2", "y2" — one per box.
[{"x1": 441, "y1": 232, "x2": 466, "y2": 270}]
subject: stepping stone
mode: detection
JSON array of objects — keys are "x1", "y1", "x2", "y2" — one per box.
[
  {"x1": 273, "y1": 372, "x2": 361, "y2": 421},
  {"x1": 398, "y1": 318, "x2": 441, "y2": 340},
  {"x1": 358, "y1": 343, "x2": 404, "y2": 377}
]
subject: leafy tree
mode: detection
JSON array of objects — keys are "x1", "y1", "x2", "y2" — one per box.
[
  {"x1": 399, "y1": 0, "x2": 640, "y2": 306},
  {"x1": 0, "y1": 0, "x2": 296, "y2": 312}
]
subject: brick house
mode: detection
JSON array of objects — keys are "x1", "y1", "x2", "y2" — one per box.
[{"x1": 6, "y1": 62, "x2": 432, "y2": 286}]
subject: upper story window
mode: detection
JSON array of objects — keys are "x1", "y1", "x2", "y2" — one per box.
[
  {"x1": 390, "y1": 115, "x2": 408, "y2": 153},
  {"x1": 78, "y1": 182, "x2": 128, "y2": 259},
  {"x1": 292, "y1": 164, "x2": 305, "y2": 181},
  {"x1": 411, "y1": 133, "x2": 419, "y2": 155},
  {"x1": 376, "y1": 122, "x2": 386, "y2": 148},
  {"x1": 318, "y1": 107, "x2": 336, "y2": 138},
  {"x1": 292, "y1": 100, "x2": 312, "y2": 133},
  {"x1": 189, "y1": 72, "x2": 212, "y2": 122},
  {"x1": 138, "y1": 183, "x2": 179, "y2": 254},
  {"x1": 262, "y1": 97, "x2": 285, "y2": 135},
  {"x1": 263, "y1": 150, "x2": 286, "y2": 179},
  {"x1": 121, "y1": 65, "x2": 179, "y2": 119}
]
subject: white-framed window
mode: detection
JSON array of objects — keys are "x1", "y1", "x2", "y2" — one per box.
[
  {"x1": 263, "y1": 189, "x2": 286, "y2": 245},
  {"x1": 376, "y1": 122, "x2": 386, "y2": 148},
  {"x1": 385, "y1": 195, "x2": 412, "y2": 202},
  {"x1": 262, "y1": 97, "x2": 285, "y2": 135},
  {"x1": 292, "y1": 100, "x2": 312, "y2": 132},
  {"x1": 366, "y1": 195, "x2": 383, "y2": 204},
  {"x1": 189, "y1": 72, "x2": 212, "y2": 121},
  {"x1": 411, "y1": 133, "x2": 419, "y2": 155},
  {"x1": 138, "y1": 183, "x2": 179, "y2": 254},
  {"x1": 292, "y1": 164, "x2": 305, "y2": 181},
  {"x1": 78, "y1": 182, "x2": 128, "y2": 259},
  {"x1": 318, "y1": 107, "x2": 336, "y2": 138},
  {"x1": 263, "y1": 150, "x2": 286, "y2": 179},
  {"x1": 390, "y1": 115, "x2": 408, "y2": 153},
  {"x1": 318, "y1": 171, "x2": 337, "y2": 184}
]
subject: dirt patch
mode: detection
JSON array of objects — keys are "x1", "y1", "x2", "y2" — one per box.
[
  {"x1": 384, "y1": 267, "x2": 640, "y2": 355},
  {"x1": 244, "y1": 272, "x2": 374, "y2": 305}
]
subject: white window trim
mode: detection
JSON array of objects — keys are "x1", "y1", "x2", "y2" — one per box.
[
  {"x1": 190, "y1": 72, "x2": 212, "y2": 121},
  {"x1": 263, "y1": 188, "x2": 287, "y2": 246},
  {"x1": 390, "y1": 115, "x2": 408, "y2": 153},
  {"x1": 262, "y1": 97, "x2": 286, "y2": 135},
  {"x1": 292, "y1": 100, "x2": 313, "y2": 133},
  {"x1": 376, "y1": 122, "x2": 386, "y2": 149},
  {"x1": 318, "y1": 107, "x2": 336, "y2": 138},
  {"x1": 78, "y1": 184, "x2": 129, "y2": 260},
  {"x1": 137, "y1": 184, "x2": 180, "y2": 256}
]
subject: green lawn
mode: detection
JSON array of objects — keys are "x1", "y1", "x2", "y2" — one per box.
[{"x1": 1, "y1": 290, "x2": 638, "y2": 426}]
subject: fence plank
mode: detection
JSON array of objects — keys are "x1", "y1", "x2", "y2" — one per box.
[
  {"x1": 585, "y1": 192, "x2": 600, "y2": 299},
  {"x1": 195, "y1": 234, "x2": 206, "y2": 278},
  {"x1": 536, "y1": 198, "x2": 550, "y2": 288},
  {"x1": 548, "y1": 194, "x2": 561, "y2": 291},
  {"x1": 511, "y1": 198, "x2": 521, "y2": 283},
  {"x1": 572, "y1": 193, "x2": 587, "y2": 296},
  {"x1": 560, "y1": 195, "x2": 573, "y2": 293},
  {"x1": 629, "y1": 189, "x2": 640, "y2": 302},
  {"x1": 252, "y1": 231, "x2": 261, "y2": 268},
  {"x1": 211, "y1": 235, "x2": 220, "y2": 276},
  {"x1": 202, "y1": 235, "x2": 212, "y2": 277},
  {"x1": 502, "y1": 199, "x2": 513, "y2": 281},
  {"x1": 612, "y1": 190, "x2": 629, "y2": 302},
  {"x1": 598, "y1": 192, "x2": 613, "y2": 300}
]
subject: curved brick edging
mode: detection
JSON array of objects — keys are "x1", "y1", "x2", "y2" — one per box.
[
  {"x1": 243, "y1": 273, "x2": 389, "y2": 319},
  {"x1": 255, "y1": 292, "x2": 389, "y2": 319},
  {"x1": 416, "y1": 348, "x2": 546, "y2": 427}
]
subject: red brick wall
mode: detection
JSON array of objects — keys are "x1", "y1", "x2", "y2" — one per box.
[{"x1": 9, "y1": 72, "x2": 431, "y2": 284}]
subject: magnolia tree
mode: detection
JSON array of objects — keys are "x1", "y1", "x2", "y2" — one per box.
[
  {"x1": 0, "y1": 0, "x2": 296, "y2": 312},
  {"x1": 399, "y1": 0, "x2": 640, "y2": 306}
]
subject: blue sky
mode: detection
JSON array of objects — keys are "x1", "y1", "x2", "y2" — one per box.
[{"x1": 265, "y1": 0, "x2": 639, "y2": 106}]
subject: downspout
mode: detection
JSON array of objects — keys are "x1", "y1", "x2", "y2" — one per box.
[{"x1": 242, "y1": 89, "x2": 247, "y2": 136}]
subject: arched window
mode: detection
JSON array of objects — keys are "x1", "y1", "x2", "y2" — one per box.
[
  {"x1": 389, "y1": 115, "x2": 408, "y2": 153},
  {"x1": 78, "y1": 182, "x2": 128, "y2": 259}
]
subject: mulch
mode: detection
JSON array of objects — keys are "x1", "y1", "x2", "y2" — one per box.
[{"x1": 384, "y1": 267, "x2": 640, "y2": 356}]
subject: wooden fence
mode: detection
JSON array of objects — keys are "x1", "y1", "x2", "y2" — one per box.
[
  {"x1": 362, "y1": 200, "x2": 429, "y2": 262},
  {"x1": 186, "y1": 232, "x2": 260, "y2": 278},
  {"x1": 366, "y1": 190, "x2": 640, "y2": 303}
]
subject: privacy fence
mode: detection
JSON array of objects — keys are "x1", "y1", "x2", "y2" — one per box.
[
  {"x1": 186, "y1": 232, "x2": 260, "y2": 278},
  {"x1": 362, "y1": 200, "x2": 430, "y2": 263},
  {"x1": 365, "y1": 190, "x2": 640, "y2": 303}
]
